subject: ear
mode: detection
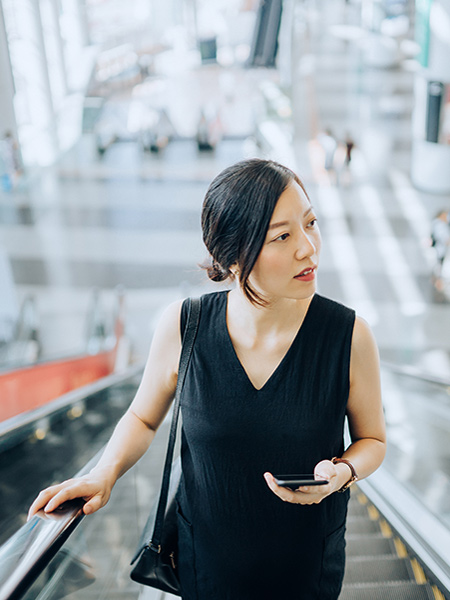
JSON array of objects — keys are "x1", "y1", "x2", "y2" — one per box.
[{"x1": 229, "y1": 263, "x2": 240, "y2": 278}]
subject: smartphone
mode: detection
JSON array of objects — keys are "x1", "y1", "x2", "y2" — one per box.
[{"x1": 273, "y1": 474, "x2": 329, "y2": 490}]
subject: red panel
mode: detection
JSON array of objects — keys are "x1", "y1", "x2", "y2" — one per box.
[{"x1": 0, "y1": 350, "x2": 116, "y2": 422}]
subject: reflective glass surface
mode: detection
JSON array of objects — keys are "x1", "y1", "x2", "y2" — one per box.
[{"x1": 381, "y1": 366, "x2": 450, "y2": 528}]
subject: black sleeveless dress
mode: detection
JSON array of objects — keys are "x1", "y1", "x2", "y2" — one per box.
[{"x1": 177, "y1": 291, "x2": 355, "y2": 600}]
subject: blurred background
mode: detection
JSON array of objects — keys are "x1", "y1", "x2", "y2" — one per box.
[
  {"x1": 1, "y1": 1, "x2": 450, "y2": 599},
  {"x1": 0, "y1": 0, "x2": 449, "y2": 369}
]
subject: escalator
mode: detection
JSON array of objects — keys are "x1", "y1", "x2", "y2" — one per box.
[
  {"x1": 1, "y1": 363, "x2": 450, "y2": 599},
  {"x1": 0, "y1": 365, "x2": 143, "y2": 546},
  {"x1": 0, "y1": 287, "x2": 130, "y2": 544},
  {"x1": 342, "y1": 489, "x2": 444, "y2": 599}
]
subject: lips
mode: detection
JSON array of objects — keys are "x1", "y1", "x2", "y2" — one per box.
[{"x1": 294, "y1": 266, "x2": 316, "y2": 281}]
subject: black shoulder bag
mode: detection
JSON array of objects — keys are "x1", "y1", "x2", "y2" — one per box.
[{"x1": 130, "y1": 297, "x2": 201, "y2": 594}]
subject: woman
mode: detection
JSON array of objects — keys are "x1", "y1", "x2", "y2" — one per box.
[{"x1": 29, "y1": 159, "x2": 386, "y2": 599}]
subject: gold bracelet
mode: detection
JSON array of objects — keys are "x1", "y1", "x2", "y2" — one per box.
[{"x1": 331, "y1": 457, "x2": 358, "y2": 492}]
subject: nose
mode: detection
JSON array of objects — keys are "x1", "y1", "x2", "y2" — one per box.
[{"x1": 294, "y1": 230, "x2": 317, "y2": 261}]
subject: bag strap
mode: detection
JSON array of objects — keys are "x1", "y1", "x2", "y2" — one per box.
[{"x1": 149, "y1": 297, "x2": 201, "y2": 552}]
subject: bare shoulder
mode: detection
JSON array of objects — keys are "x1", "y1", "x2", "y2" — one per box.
[
  {"x1": 149, "y1": 299, "x2": 184, "y2": 369},
  {"x1": 154, "y1": 299, "x2": 184, "y2": 342},
  {"x1": 134, "y1": 296, "x2": 201, "y2": 417},
  {"x1": 350, "y1": 316, "x2": 380, "y2": 382},
  {"x1": 352, "y1": 315, "x2": 376, "y2": 346},
  {"x1": 129, "y1": 299, "x2": 185, "y2": 427}
]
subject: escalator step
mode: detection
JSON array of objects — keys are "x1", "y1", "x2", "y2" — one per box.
[
  {"x1": 343, "y1": 556, "x2": 413, "y2": 584},
  {"x1": 346, "y1": 517, "x2": 382, "y2": 535},
  {"x1": 346, "y1": 534, "x2": 395, "y2": 557},
  {"x1": 347, "y1": 501, "x2": 369, "y2": 517},
  {"x1": 348, "y1": 494, "x2": 369, "y2": 510},
  {"x1": 340, "y1": 581, "x2": 436, "y2": 600}
]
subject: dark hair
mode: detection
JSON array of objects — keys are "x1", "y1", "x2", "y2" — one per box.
[{"x1": 201, "y1": 158, "x2": 308, "y2": 306}]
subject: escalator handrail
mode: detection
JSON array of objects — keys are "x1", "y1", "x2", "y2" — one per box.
[
  {"x1": 0, "y1": 362, "x2": 144, "y2": 598},
  {"x1": 0, "y1": 453, "x2": 100, "y2": 600},
  {"x1": 0, "y1": 363, "x2": 144, "y2": 441},
  {"x1": 381, "y1": 360, "x2": 450, "y2": 387}
]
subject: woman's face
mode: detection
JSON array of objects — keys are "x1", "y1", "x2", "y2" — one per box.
[{"x1": 247, "y1": 181, "x2": 321, "y2": 303}]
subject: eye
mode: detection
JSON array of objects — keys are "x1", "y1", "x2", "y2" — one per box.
[
  {"x1": 274, "y1": 233, "x2": 290, "y2": 242},
  {"x1": 307, "y1": 218, "x2": 318, "y2": 228}
]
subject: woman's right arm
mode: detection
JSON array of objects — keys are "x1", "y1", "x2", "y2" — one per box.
[{"x1": 28, "y1": 300, "x2": 183, "y2": 519}]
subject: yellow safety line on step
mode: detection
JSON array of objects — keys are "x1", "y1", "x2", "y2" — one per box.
[
  {"x1": 410, "y1": 558, "x2": 427, "y2": 585},
  {"x1": 394, "y1": 538, "x2": 408, "y2": 558},
  {"x1": 432, "y1": 584, "x2": 446, "y2": 600},
  {"x1": 379, "y1": 520, "x2": 393, "y2": 538},
  {"x1": 368, "y1": 505, "x2": 379, "y2": 521}
]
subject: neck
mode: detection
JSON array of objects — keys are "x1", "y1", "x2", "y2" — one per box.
[{"x1": 227, "y1": 286, "x2": 314, "y2": 334}]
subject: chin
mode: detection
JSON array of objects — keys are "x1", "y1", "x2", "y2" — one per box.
[
  {"x1": 266, "y1": 286, "x2": 317, "y2": 303},
  {"x1": 290, "y1": 285, "x2": 317, "y2": 301}
]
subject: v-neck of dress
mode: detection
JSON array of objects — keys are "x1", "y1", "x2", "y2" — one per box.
[{"x1": 223, "y1": 293, "x2": 318, "y2": 393}]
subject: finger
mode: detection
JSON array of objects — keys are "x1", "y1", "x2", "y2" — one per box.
[
  {"x1": 28, "y1": 493, "x2": 50, "y2": 519},
  {"x1": 28, "y1": 485, "x2": 66, "y2": 520},
  {"x1": 44, "y1": 483, "x2": 94, "y2": 513},
  {"x1": 264, "y1": 472, "x2": 284, "y2": 494},
  {"x1": 314, "y1": 459, "x2": 334, "y2": 474},
  {"x1": 295, "y1": 485, "x2": 316, "y2": 493},
  {"x1": 83, "y1": 494, "x2": 105, "y2": 515},
  {"x1": 263, "y1": 473, "x2": 298, "y2": 502},
  {"x1": 314, "y1": 460, "x2": 336, "y2": 482}
]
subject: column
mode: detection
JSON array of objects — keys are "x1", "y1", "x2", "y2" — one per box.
[
  {"x1": 0, "y1": 5, "x2": 18, "y2": 140},
  {"x1": 43, "y1": 0, "x2": 69, "y2": 100},
  {"x1": 411, "y1": 0, "x2": 450, "y2": 193},
  {"x1": 74, "y1": 0, "x2": 90, "y2": 46},
  {"x1": 2, "y1": 0, "x2": 58, "y2": 166}
]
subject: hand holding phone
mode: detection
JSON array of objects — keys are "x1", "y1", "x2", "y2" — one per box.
[{"x1": 273, "y1": 474, "x2": 329, "y2": 491}]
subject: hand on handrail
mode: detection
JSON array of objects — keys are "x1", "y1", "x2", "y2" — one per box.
[{"x1": 27, "y1": 465, "x2": 116, "y2": 521}]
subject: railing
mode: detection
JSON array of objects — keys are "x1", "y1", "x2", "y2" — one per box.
[
  {"x1": 1, "y1": 362, "x2": 450, "y2": 598},
  {"x1": 0, "y1": 365, "x2": 149, "y2": 599},
  {"x1": 0, "y1": 449, "x2": 161, "y2": 600},
  {"x1": 381, "y1": 360, "x2": 450, "y2": 387},
  {"x1": 0, "y1": 480, "x2": 90, "y2": 600},
  {"x1": 358, "y1": 362, "x2": 450, "y2": 593}
]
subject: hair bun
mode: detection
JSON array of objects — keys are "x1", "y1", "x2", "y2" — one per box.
[{"x1": 207, "y1": 260, "x2": 229, "y2": 282}]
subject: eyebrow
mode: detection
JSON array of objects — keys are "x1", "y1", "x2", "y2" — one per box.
[{"x1": 267, "y1": 207, "x2": 314, "y2": 230}]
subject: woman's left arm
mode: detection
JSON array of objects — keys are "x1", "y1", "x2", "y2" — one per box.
[
  {"x1": 264, "y1": 316, "x2": 386, "y2": 504},
  {"x1": 334, "y1": 315, "x2": 386, "y2": 483}
]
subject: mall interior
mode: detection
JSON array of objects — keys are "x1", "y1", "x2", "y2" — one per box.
[{"x1": 1, "y1": 0, "x2": 450, "y2": 598}]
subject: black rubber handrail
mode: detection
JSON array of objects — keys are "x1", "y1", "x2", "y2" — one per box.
[
  {"x1": 0, "y1": 452, "x2": 100, "y2": 600},
  {"x1": 0, "y1": 361, "x2": 145, "y2": 599}
]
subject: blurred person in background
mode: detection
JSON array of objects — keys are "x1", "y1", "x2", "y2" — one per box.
[
  {"x1": 318, "y1": 128, "x2": 338, "y2": 184},
  {"x1": 431, "y1": 209, "x2": 450, "y2": 291}
]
